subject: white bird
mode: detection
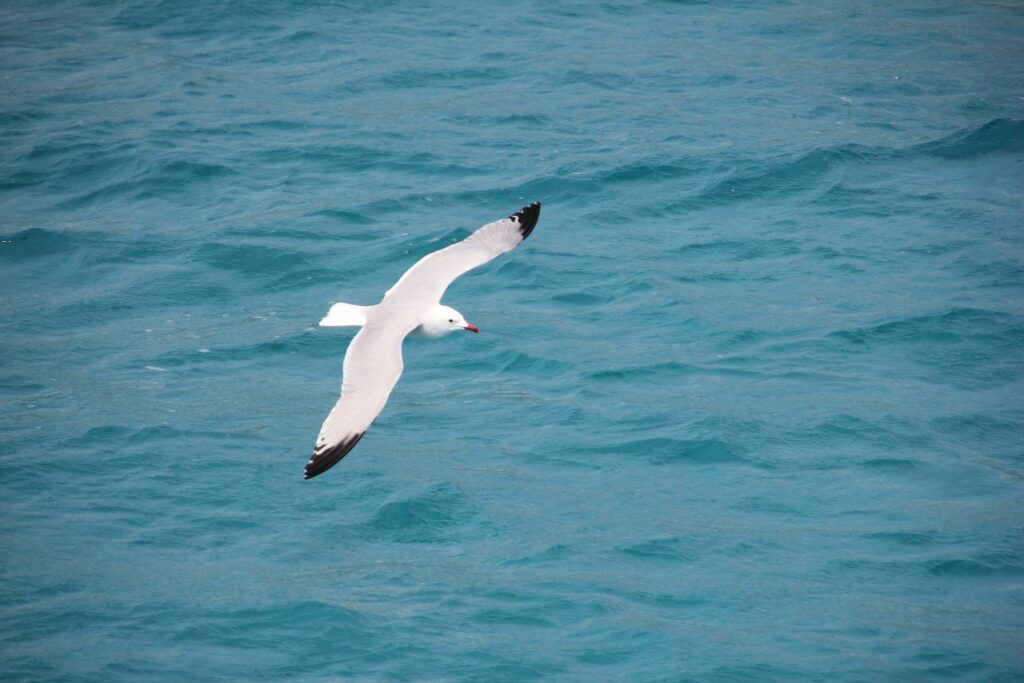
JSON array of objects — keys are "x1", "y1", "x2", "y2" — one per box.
[{"x1": 305, "y1": 202, "x2": 542, "y2": 479}]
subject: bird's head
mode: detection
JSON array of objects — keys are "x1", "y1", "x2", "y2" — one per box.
[{"x1": 420, "y1": 304, "x2": 479, "y2": 338}]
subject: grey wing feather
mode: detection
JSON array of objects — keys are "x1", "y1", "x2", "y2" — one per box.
[{"x1": 384, "y1": 202, "x2": 541, "y2": 304}]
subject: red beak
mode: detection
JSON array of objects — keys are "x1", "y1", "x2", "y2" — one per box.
[{"x1": 464, "y1": 324, "x2": 480, "y2": 334}]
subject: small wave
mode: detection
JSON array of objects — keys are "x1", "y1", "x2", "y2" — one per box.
[
  {"x1": 558, "y1": 68, "x2": 633, "y2": 91},
  {"x1": 828, "y1": 307, "x2": 1013, "y2": 345},
  {"x1": 135, "y1": 328, "x2": 342, "y2": 371},
  {"x1": 672, "y1": 237, "x2": 801, "y2": 261},
  {"x1": 490, "y1": 258, "x2": 545, "y2": 285},
  {"x1": 64, "y1": 424, "x2": 265, "y2": 449},
  {"x1": 672, "y1": 271, "x2": 778, "y2": 283},
  {"x1": 810, "y1": 183, "x2": 897, "y2": 218},
  {"x1": 58, "y1": 159, "x2": 237, "y2": 209},
  {"x1": 0, "y1": 227, "x2": 85, "y2": 261},
  {"x1": 171, "y1": 600, "x2": 370, "y2": 650},
  {"x1": 425, "y1": 171, "x2": 605, "y2": 207},
  {"x1": 192, "y1": 241, "x2": 308, "y2": 277},
  {"x1": 302, "y1": 208, "x2": 378, "y2": 226},
  {"x1": 671, "y1": 145, "x2": 875, "y2": 210},
  {"x1": 549, "y1": 291, "x2": 613, "y2": 306},
  {"x1": 255, "y1": 144, "x2": 479, "y2": 177},
  {"x1": 617, "y1": 536, "x2": 700, "y2": 562},
  {"x1": 586, "y1": 361, "x2": 695, "y2": 383},
  {"x1": 233, "y1": 224, "x2": 382, "y2": 245},
  {"x1": 798, "y1": 414, "x2": 933, "y2": 453},
  {"x1": 264, "y1": 268, "x2": 352, "y2": 292},
  {"x1": 860, "y1": 458, "x2": 919, "y2": 471},
  {"x1": 731, "y1": 496, "x2": 805, "y2": 515},
  {"x1": 861, "y1": 531, "x2": 948, "y2": 547},
  {"x1": 355, "y1": 66, "x2": 511, "y2": 92},
  {"x1": 348, "y1": 482, "x2": 472, "y2": 543},
  {"x1": 24, "y1": 139, "x2": 108, "y2": 163},
  {"x1": 928, "y1": 556, "x2": 1024, "y2": 578},
  {"x1": 1, "y1": 228, "x2": 182, "y2": 271},
  {"x1": 826, "y1": 551, "x2": 1024, "y2": 581},
  {"x1": 595, "y1": 160, "x2": 700, "y2": 185},
  {"x1": 443, "y1": 113, "x2": 555, "y2": 128},
  {"x1": 585, "y1": 436, "x2": 743, "y2": 465},
  {"x1": 916, "y1": 118, "x2": 1024, "y2": 160},
  {"x1": 957, "y1": 257, "x2": 1024, "y2": 291},
  {"x1": 931, "y1": 412, "x2": 1021, "y2": 447},
  {"x1": 591, "y1": 584, "x2": 710, "y2": 610},
  {"x1": 654, "y1": 120, "x2": 1022, "y2": 214},
  {"x1": 0, "y1": 109, "x2": 46, "y2": 127},
  {"x1": 470, "y1": 607, "x2": 556, "y2": 629},
  {"x1": 279, "y1": 29, "x2": 322, "y2": 44},
  {"x1": 494, "y1": 349, "x2": 573, "y2": 376},
  {"x1": 502, "y1": 543, "x2": 575, "y2": 566},
  {"x1": 0, "y1": 374, "x2": 47, "y2": 393}
]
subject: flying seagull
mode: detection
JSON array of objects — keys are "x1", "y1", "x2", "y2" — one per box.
[{"x1": 305, "y1": 201, "x2": 542, "y2": 479}]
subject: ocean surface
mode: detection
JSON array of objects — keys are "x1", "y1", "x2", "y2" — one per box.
[{"x1": 2, "y1": 1, "x2": 1023, "y2": 680}]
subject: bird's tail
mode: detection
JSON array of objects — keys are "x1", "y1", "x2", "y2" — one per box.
[{"x1": 319, "y1": 302, "x2": 369, "y2": 327}]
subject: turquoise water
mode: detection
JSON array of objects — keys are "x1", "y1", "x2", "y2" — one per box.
[{"x1": 2, "y1": 0, "x2": 1023, "y2": 679}]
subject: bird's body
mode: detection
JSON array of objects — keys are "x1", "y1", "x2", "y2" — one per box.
[{"x1": 304, "y1": 202, "x2": 541, "y2": 479}]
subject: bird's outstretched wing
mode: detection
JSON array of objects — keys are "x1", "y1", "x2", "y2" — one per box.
[
  {"x1": 384, "y1": 202, "x2": 541, "y2": 304},
  {"x1": 304, "y1": 321, "x2": 415, "y2": 479}
]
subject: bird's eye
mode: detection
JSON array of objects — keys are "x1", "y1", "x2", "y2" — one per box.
[{"x1": 448, "y1": 318, "x2": 454, "y2": 323}]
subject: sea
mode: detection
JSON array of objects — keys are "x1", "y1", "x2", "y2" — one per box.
[{"x1": 1, "y1": 1, "x2": 1022, "y2": 680}]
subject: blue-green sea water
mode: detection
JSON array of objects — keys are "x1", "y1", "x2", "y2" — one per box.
[{"x1": 2, "y1": 1, "x2": 1023, "y2": 680}]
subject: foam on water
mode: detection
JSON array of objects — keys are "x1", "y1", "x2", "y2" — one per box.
[{"x1": 2, "y1": 0, "x2": 1023, "y2": 680}]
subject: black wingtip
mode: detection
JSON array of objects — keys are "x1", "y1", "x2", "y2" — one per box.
[
  {"x1": 509, "y1": 201, "x2": 541, "y2": 240},
  {"x1": 303, "y1": 432, "x2": 366, "y2": 480}
]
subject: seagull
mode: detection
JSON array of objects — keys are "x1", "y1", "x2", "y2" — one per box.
[{"x1": 304, "y1": 201, "x2": 542, "y2": 479}]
